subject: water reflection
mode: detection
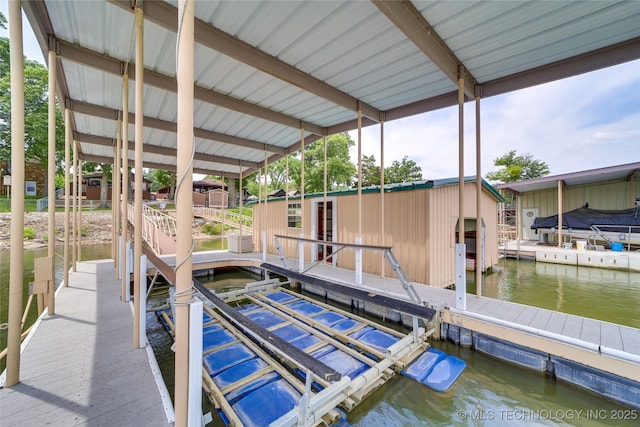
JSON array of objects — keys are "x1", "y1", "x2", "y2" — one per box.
[{"x1": 470, "y1": 259, "x2": 640, "y2": 328}]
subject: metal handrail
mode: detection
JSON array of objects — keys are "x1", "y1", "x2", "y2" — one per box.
[{"x1": 192, "y1": 206, "x2": 253, "y2": 231}]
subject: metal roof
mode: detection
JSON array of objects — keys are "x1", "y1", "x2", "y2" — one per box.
[
  {"x1": 21, "y1": 0, "x2": 640, "y2": 179},
  {"x1": 496, "y1": 162, "x2": 640, "y2": 193}
]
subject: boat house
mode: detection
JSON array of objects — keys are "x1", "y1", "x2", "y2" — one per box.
[{"x1": 252, "y1": 177, "x2": 503, "y2": 288}]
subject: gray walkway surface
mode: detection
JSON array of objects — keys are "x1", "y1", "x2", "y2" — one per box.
[{"x1": 0, "y1": 260, "x2": 172, "y2": 427}]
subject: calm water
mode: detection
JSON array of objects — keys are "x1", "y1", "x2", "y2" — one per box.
[
  {"x1": 2, "y1": 245, "x2": 638, "y2": 425},
  {"x1": 469, "y1": 258, "x2": 640, "y2": 329}
]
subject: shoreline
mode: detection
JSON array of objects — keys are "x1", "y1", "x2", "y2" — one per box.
[{"x1": 0, "y1": 211, "x2": 218, "y2": 251}]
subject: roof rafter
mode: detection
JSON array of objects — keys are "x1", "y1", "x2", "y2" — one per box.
[
  {"x1": 373, "y1": 0, "x2": 477, "y2": 99},
  {"x1": 69, "y1": 99, "x2": 287, "y2": 155},
  {"x1": 74, "y1": 132, "x2": 261, "y2": 169},
  {"x1": 56, "y1": 39, "x2": 324, "y2": 135},
  {"x1": 79, "y1": 152, "x2": 241, "y2": 179},
  {"x1": 108, "y1": 0, "x2": 381, "y2": 122}
]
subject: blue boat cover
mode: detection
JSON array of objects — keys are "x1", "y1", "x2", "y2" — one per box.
[
  {"x1": 265, "y1": 291, "x2": 298, "y2": 304},
  {"x1": 354, "y1": 329, "x2": 399, "y2": 353},
  {"x1": 422, "y1": 355, "x2": 467, "y2": 392},
  {"x1": 286, "y1": 300, "x2": 325, "y2": 316},
  {"x1": 403, "y1": 347, "x2": 447, "y2": 382},
  {"x1": 348, "y1": 326, "x2": 374, "y2": 340},
  {"x1": 236, "y1": 303, "x2": 260, "y2": 314},
  {"x1": 313, "y1": 311, "x2": 348, "y2": 327},
  {"x1": 271, "y1": 324, "x2": 309, "y2": 342},
  {"x1": 318, "y1": 350, "x2": 367, "y2": 379},
  {"x1": 332, "y1": 318, "x2": 361, "y2": 333},
  {"x1": 202, "y1": 328, "x2": 236, "y2": 352},
  {"x1": 203, "y1": 343, "x2": 255, "y2": 376},
  {"x1": 310, "y1": 345, "x2": 336, "y2": 359},
  {"x1": 225, "y1": 371, "x2": 280, "y2": 404},
  {"x1": 212, "y1": 358, "x2": 269, "y2": 389},
  {"x1": 247, "y1": 309, "x2": 286, "y2": 328},
  {"x1": 290, "y1": 334, "x2": 322, "y2": 351},
  {"x1": 232, "y1": 379, "x2": 302, "y2": 427}
]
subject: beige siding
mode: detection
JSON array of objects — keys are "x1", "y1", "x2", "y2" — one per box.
[
  {"x1": 253, "y1": 182, "x2": 500, "y2": 288},
  {"x1": 518, "y1": 178, "x2": 639, "y2": 218}
]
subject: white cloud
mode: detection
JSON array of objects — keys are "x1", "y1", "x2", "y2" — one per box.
[{"x1": 350, "y1": 60, "x2": 640, "y2": 180}]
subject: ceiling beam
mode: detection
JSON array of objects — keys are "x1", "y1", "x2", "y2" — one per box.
[
  {"x1": 481, "y1": 37, "x2": 640, "y2": 98},
  {"x1": 372, "y1": 0, "x2": 476, "y2": 99},
  {"x1": 69, "y1": 99, "x2": 287, "y2": 155},
  {"x1": 108, "y1": 0, "x2": 381, "y2": 122},
  {"x1": 56, "y1": 39, "x2": 324, "y2": 135},
  {"x1": 74, "y1": 132, "x2": 261, "y2": 169},
  {"x1": 79, "y1": 152, "x2": 241, "y2": 179}
]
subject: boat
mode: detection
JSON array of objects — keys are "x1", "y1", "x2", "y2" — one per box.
[{"x1": 531, "y1": 206, "x2": 640, "y2": 247}]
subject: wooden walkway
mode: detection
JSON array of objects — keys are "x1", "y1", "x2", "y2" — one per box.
[
  {"x1": 161, "y1": 249, "x2": 640, "y2": 382},
  {"x1": 0, "y1": 260, "x2": 173, "y2": 427}
]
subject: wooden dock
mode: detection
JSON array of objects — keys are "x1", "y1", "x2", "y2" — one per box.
[{"x1": 0, "y1": 260, "x2": 173, "y2": 426}]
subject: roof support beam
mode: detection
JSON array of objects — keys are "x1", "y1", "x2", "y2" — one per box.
[
  {"x1": 373, "y1": 0, "x2": 476, "y2": 99},
  {"x1": 68, "y1": 99, "x2": 286, "y2": 155},
  {"x1": 56, "y1": 39, "x2": 324, "y2": 135},
  {"x1": 108, "y1": 0, "x2": 381, "y2": 122},
  {"x1": 79, "y1": 153, "x2": 241, "y2": 180},
  {"x1": 74, "y1": 132, "x2": 261, "y2": 169}
]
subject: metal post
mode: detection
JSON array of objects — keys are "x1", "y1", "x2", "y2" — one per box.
[
  {"x1": 64, "y1": 107, "x2": 71, "y2": 287},
  {"x1": 77, "y1": 160, "x2": 82, "y2": 262},
  {"x1": 72, "y1": 138, "x2": 78, "y2": 271},
  {"x1": 6, "y1": 0, "x2": 25, "y2": 387},
  {"x1": 133, "y1": 6, "x2": 144, "y2": 349},
  {"x1": 300, "y1": 124, "x2": 305, "y2": 236},
  {"x1": 558, "y1": 179, "x2": 564, "y2": 248},
  {"x1": 380, "y1": 117, "x2": 385, "y2": 277},
  {"x1": 455, "y1": 243, "x2": 466, "y2": 310},
  {"x1": 139, "y1": 254, "x2": 147, "y2": 348},
  {"x1": 121, "y1": 74, "x2": 129, "y2": 301},
  {"x1": 175, "y1": 1, "x2": 195, "y2": 425},
  {"x1": 356, "y1": 102, "x2": 363, "y2": 284},
  {"x1": 114, "y1": 117, "x2": 122, "y2": 278},
  {"x1": 457, "y1": 66, "x2": 465, "y2": 245},
  {"x1": 475, "y1": 95, "x2": 482, "y2": 297},
  {"x1": 47, "y1": 48, "x2": 56, "y2": 314},
  {"x1": 263, "y1": 147, "x2": 267, "y2": 255},
  {"x1": 323, "y1": 134, "x2": 327, "y2": 262},
  {"x1": 238, "y1": 163, "x2": 243, "y2": 253},
  {"x1": 188, "y1": 300, "x2": 203, "y2": 426}
]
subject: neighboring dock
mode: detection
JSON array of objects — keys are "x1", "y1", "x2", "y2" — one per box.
[{"x1": 0, "y1": 260, "x2": 173, "y2": 426}]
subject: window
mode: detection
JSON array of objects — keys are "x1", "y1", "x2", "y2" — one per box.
[{"x1": 287, "y1": 202, "x2": 301, "y2": 228}]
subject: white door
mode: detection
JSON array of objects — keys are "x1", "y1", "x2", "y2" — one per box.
[{"x1": 522, "y1": 208, "x2": 538, "y2": 240}]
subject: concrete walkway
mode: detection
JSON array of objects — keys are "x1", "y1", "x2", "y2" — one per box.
[{"x1": 0, "y1": 260, "x2": 173, "y2": 427}]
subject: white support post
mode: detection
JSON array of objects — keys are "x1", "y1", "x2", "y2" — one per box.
[
  {"x1": 117, "y1": 235, "x2": 122, "y2": 281},
  {"x1": 124, "y1": 241, "x2": 131, "y2": 302},
  {"x1": 355, "y1": 237, "x2": 363, "y2": 285},
  {"x1": 138, "y1": 255, "x2": 147, "y2": 348},
  {"x1": 298, "y1": 233, "x2": 304, "y2": 273},
  {"x1": 188, "y1": 299, "x2": 203, "y2": 427},
  {"x1": 455, "y1": 243, "x2": 466, "y2": 310},
  {"x1": 262, "y1": 230, "x2": 267, "y2": 262}
]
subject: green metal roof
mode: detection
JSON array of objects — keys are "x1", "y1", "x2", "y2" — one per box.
[{"x1": 249, "y1": 176, "x2": 503, "y2": 204}]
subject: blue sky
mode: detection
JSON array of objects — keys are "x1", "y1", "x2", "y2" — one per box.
[{"x1": 2, "y1": 1, "x2": 639, "y2": 181}]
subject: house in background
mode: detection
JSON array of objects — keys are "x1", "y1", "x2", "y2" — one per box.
[{"x1": 252, "y1": 177, "x2": 503, "y2": 289}]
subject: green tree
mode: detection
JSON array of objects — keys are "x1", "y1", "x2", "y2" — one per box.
[
  {"x1": 151, "y1": 169, "x2": 176, "y2": 199},
  {"x1": 289, "y1": 133, "x2": 356, "y2": 193},
  {"x1": 384, "y1": 156, "x2": 423, "y2": 183},
  {"x1": 361, "y1": 154, "x2": 381, "y2": 186},
  {"x1": 485, "y1": 150, "x2": 550, "y2": 183},
  {"x1": 0, "y1": 20, "x2": 65, "y2": 193}
]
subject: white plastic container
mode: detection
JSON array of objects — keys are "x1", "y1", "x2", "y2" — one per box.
[{"x1": 576, "y1": 240, "x2": 587, "y2": 251}]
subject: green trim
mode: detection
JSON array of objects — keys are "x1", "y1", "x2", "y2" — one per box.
[{"x1": 247, "y1": 176, "x2": 503, "y2": 205}]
